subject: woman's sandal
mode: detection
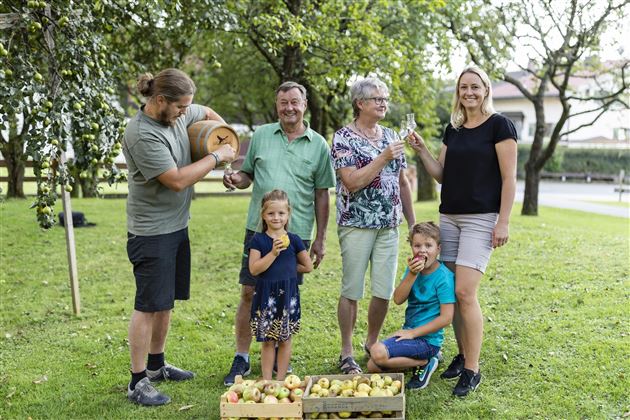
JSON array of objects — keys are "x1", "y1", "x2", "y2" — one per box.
[{"x1": 338, "y1": 355, "x2": 362, "y2": 374}]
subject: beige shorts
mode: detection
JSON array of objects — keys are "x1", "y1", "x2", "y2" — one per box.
[
  {"x1": 439, "y1": 213, "x2": 498, "y2": 273},
  {"x1": 338, "y1": 226, "x2": 400, "y2": 301}
]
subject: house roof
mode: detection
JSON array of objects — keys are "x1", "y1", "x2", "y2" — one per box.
[{"x1": 493, "y1": 70, "x2": 593, "y2": 100}]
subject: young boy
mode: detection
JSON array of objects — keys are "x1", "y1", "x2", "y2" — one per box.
[{"x1": 366, "y1": 222, "x2": 455, "y2": 390}]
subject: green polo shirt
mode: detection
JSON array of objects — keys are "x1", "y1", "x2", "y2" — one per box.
[{"x1": 241, "y1": 121, "x2": 335, "y2": 240}]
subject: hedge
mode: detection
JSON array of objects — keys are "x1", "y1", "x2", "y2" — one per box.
[{"x1": 517, "y1": 145, "x2": 629, "y2": 175}]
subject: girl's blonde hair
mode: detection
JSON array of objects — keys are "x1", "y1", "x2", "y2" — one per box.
[
  {"x1": 260, "y1": 189, "x2": 291, "y2": 232},
  {"x1": 450, "y1": 65, "x2": 495, "y2": 129}
]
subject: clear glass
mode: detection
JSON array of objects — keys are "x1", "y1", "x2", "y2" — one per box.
[
  {"x1": 224, "y1": 162, "x2": 235, "y2": 192},
  {"x1": 406, "y1": 113, "x2": 417, "y2": 132}
]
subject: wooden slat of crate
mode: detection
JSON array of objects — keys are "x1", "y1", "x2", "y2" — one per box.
[
  {"x1": 220, "y1": 400, "x2": 302, "y2": 418},
  {"x1": 303, "y1": 373, "x2": 405, "y2": 415}
]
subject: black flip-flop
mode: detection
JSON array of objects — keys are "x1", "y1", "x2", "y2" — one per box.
[{"x1": 338, "y1": 355, "x2": 362, "y2": 374}]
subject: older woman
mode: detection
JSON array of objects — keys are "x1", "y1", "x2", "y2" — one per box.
[
  {"x1": 409, "y1": 65, "x2": 518, "y2": 397},
  {"x1": 331, "y1": 77, "x2": 415, "y2": 374}
]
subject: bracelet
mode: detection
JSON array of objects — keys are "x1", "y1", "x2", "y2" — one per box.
[{"x1": 209, "y1": 152, "x2": 220, "y2": 166}]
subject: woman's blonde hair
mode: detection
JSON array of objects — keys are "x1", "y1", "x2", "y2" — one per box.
[
  {"x1": 450, "y1": 65, "x2": 495, "y2": 129},
  {"x1": 260, "y1": 189, "x2": 291, "y2": 232}
]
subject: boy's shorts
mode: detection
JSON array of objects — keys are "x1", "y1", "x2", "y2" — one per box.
[
  {"x1": 439, "y1": 213, "x2": 498, "y2": 273},
  {"x1": 239, "y1": 229, "x2": 309, "y2": 286},
  {"x1": 338, "y1": 226, "x2": 399, "y2": 301},
  {"x1": 127, "y1": 228, "x2": 191, "y2": 312},
  {"x1": 381, "y1": 336, "x2": 440, "y2": 361}
]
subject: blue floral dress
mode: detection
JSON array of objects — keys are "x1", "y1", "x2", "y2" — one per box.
[
  {"x1": 249, "y1": 232, "x2": 305, "y2": 342},
  {"x1": 331, "y1": 125, "x2": 407, "y2": 228}
]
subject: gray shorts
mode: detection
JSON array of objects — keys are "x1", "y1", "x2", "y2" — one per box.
[{"x1": 439, "y1": 213, "x2": 498, "y2": 273}]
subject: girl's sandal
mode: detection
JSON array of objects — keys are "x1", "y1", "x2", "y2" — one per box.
[{"x1": 338, "y1": 355, "x2": 362, "y2": 374}]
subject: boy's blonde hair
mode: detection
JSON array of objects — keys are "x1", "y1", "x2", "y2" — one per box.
[
  {"x1": 409, "y1": 221, "x2": 441, "y2": 245},
  {"x1": 260, "y1": 189, "x2": 291, "y2": 231}
]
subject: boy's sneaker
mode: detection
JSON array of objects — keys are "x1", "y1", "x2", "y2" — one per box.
[
  {"x1": 407, "y1": 357, "x2": 439, "y2": 391},
  {"x1": 127, "y1": 377, "x2": 171, "y2": 406},
  {"x1": 440, "y1": 354, "x2": 465, "y2": 380},
  {"x1": 223, "y1": 355, "x2": 251, "y2": 386},
  {"x1": 452, "y1": 368, "x2": 482, "y2": 397},
  {"x1": 146, "y1": 364, "x2": 195, "y2": 382}
]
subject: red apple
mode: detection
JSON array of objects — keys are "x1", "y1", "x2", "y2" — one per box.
[{"x1": 225, "y1": 390, "x2": 239, "y2": 403}]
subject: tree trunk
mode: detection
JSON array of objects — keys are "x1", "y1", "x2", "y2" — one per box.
[
  {"x1": 79, "y1": 177, "x2": 98, "y2": 198},
  {"x1": 522, "y1": 163, "x2": 540, "y2": 215},
  {"x1": 1, "y1": 141, "x2": 26, "y2": 198},
  {"x1": 415, "y1": 158, "x2": 435, "y2": 201},
  {"x1": 1, "y1": 115, "x2": 26, "y2": 198}
]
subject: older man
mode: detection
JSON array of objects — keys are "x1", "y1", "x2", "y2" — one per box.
[
  {"x1": 222, "y1": 81, "x2": 335, "y2": 385},
  {"x1": 123, "y1": 68, "x2": 235, "y2": 405}
]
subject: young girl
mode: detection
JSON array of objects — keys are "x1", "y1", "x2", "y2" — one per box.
[{"x1": 248, "y1": 189, "x2": 313, "y2": 380}]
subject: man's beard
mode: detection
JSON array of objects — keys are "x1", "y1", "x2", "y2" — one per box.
[{"x1": 158, "y1": 109, "x2": 177, "y2": 126}]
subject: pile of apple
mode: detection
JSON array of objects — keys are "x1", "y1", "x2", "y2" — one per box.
[
  {"x1": 306, "y1": 374, "x2": 402, "y2": 398},
  {"x1": 223, "y1": 374, "x2": 306, "y2": 405}
]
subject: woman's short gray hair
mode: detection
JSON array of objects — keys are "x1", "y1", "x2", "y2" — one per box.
[{"x1": 350, "y1": 77, "x2": 389, "y2": 118}]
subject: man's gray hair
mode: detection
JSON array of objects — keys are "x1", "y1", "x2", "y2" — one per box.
[
  {"x1": 276, "y1": 81, "x2": 307, "y2": 100},
  {"x1": 350, "y1": 77, "x2": 389, "y2": 117}
]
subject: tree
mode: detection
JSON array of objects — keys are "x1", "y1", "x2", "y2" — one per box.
[
  {"x1": 218, "y1": 0, "x2": 451, "y2": 141},
  {"x1": 446, "y1": 0, "x2": 630, "y2": 215},
  {"x1": 1, "y1": 0, "x2": 126, "y2": 227}
]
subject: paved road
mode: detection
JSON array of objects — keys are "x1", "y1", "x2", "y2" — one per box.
[{"x1": 515, "y1": 180, "x2": 629, "y2": 218}]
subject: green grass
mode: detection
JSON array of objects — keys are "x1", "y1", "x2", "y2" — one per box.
[
  {"x1": 584, "y1": 199, "x2": 630, "y2": 208},
  {"x1": 1, "y1": 197, "x2": 628, "y2": 419}
]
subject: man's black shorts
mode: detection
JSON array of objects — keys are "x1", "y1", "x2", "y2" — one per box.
[
  {"x1": 239, "y1": 229, "x2": 310, "y2": 286},
  {"x1": 127, "y1": 228, "x2": 191, "y2": 312}
]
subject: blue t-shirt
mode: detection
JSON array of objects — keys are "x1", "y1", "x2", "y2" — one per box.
[
  {"x1": 402, "y1": 262, "x2": 455, "y2": 348},
  {"x1": 249, "y1": 232, "x2": 306, "y2": 283}
]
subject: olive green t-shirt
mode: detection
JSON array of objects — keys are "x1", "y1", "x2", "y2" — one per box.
[
  {"x1": 123, "y1": 104, "x2": 206, "y2": 236},
  {"x1": 241, "y1": 121, "x2": 336, "y2": 240}
]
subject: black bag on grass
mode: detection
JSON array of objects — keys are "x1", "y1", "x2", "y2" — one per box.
[{"x1": 58, "y1": 211, "x2": 95, "y2": 227}]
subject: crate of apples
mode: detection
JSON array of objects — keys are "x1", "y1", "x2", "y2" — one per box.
[
  {"x1": 220, "y1": 374, "x2": 308, "y2": 420},
  {"x1": 302, "y1": 373, "x2": 405, "y2": 419}
]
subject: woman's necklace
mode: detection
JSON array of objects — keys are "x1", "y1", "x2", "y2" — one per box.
[{"x1": 352, "y1": 121, "x2": 380, "y2": 140}]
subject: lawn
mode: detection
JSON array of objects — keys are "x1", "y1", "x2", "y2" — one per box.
[{"x1": 0, "y1": 196, "x2": 628, "y2": 419}]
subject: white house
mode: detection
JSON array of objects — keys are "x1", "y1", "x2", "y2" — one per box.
[{"x1": 492, "y1": 70, "x2": 630, "y2": 149}]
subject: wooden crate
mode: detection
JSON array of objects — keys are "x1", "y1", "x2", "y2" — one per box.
[
  {"x1": 302, "y1": 373, "x2": 405, "y2": 420},
  {"x1": 219, "y1": 375, "x2": 306, "y2": 419}
]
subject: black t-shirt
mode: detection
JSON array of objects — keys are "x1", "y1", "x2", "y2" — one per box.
[{"x1": 440, "y1": 113, "x2": 517, "y2": 214}]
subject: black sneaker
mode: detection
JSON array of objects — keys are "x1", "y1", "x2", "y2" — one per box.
[
  {"x1": 127, "y1": 377, "x2": 171, "y2": 406},
  {"x1": 146, "y1": 364, "x2": 195, "y2": 382},
  {"x1": 223, "y1": 355, "x2": 251, "y2": 386},
  {"x1": 453, "y1": 368, "x2": 481, "y2": 397},
  {"x1": 440, "y1": 354, "x2": 465, "y2": 380},
  {"x1": 407, "y1": 357, "x2": 439, "y2": 391}
]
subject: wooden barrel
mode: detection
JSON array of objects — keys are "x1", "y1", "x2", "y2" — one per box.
[{"x1": 187, "y1": 120, "x2": 240, "y2": 166}]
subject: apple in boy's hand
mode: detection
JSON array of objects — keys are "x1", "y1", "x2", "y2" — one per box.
[{"x1": 409, "y1": 253, "x2": 427, "y2": 274}]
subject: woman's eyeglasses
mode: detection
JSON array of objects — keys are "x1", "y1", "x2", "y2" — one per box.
[{"x1": 366, "y1": 97, "x2": 389, "y2": 105}]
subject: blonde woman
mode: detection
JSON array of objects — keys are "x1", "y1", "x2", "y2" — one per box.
[{"x1": 408, "y1": 65, "x2": 517, "y2": 397}]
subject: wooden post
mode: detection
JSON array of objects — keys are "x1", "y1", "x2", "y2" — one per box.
[
  {"x1": 619, "y1": 169, "x2": 625, "y2": 203},
  {"x1": 61, "y1": 152, "x2": 81, "y2": 315}
]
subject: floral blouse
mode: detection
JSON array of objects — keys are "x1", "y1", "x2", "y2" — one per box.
[{"x1": 331, "y1": 125, "x2": 406, "y2": 229}]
